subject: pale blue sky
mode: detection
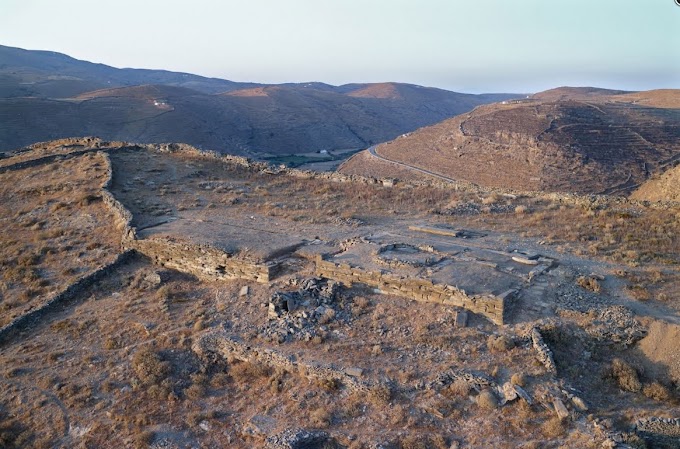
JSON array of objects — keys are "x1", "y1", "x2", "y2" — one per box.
[{"x1": 1, "y1": 0, "x2": 678, "y2": 93}]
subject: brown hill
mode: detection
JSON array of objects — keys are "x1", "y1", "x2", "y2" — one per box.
[
  {"x1": 0, "y1": 44, "x2": 257, "y2": 98},
  {"x1": 611, "y1": 89, "x2": 680, "y2": 109},
  {"x1": 631, "y1": 164, "x2": 680, "y2": 202},
  {"x1": 532, "y1": 86, "x2": 633, "y2": 101},
  {"x1": 1, "y1": 80, "x2": 516, "y2": 154},
  {"x1": 340, "y1": 89, "x2": 680, "y2": 194},
  {"x1": 347, "y1": 82, "x2": 403, "y2": 99}
]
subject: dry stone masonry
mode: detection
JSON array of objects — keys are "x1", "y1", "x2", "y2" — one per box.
[
  {"x1": 316, "y1": 254, "x2": 507, "y2": 325},
  {"x1": 636, "y1": 417, "x2": 680, "y2": 447},
  {"x1": 530, "y1": 327, "x2": 558, "y2": 374},
  {"x1": 130, "y1": 238, "x2": 276, "y2": 283},
  {"x1": 192, "y1": 330, "x2": 373, "y2": 393}
]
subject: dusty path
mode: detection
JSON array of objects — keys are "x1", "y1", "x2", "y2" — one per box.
[{"x1": 368, "y1": 145, "x2": 458, "y2": 183}]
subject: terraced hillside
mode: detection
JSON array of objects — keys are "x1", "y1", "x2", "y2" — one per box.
[{"x1": 340, "y1": 89, "x2": 680, "y2": 195}]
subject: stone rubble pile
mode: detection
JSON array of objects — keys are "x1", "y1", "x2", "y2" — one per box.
[
  {"x1": 437, "y1": 202, "x2": 515, "y2": 216},
  {"x1": 585, "y1": 305, "x2": 647, "y2": 347},
  {"x1": 265, "y1": 428, "x2": 335, "y2": 449},
  {"x1": 429, "y1": 368, "x2": 498, "y2": 392},
  {"x1": 261, "y1": 278, "x2": 344, "y2": 343}
]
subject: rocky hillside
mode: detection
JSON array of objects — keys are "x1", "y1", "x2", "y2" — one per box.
[
  {"x1": 632, "y1": 164, "x2": 680, "y2": 202},
  {"x1": 340, "y1": 88, "x2": 680, "y2": 195},
  {"x1": 0, "y1": 45, "x2": 517, "y2": 154}
]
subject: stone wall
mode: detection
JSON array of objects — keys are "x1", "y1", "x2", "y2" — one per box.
[
  {"x1": 99, "y1": 151, "x2": 137, "y2": 245},
  {"x1": 101, "y1": 147, "x2": 278, "y2": 284},
  {"x1": 130, "y1": 238, "x2": 275, "y2": 283},
  {"x1": 314, "y1": 256, "x2": 507, "y2": 325},
  {"x1": 636, "y1": 417, "x2": 680, "y2": 446},
  {"x1": 530, "y1": 327, "x2": 557, "y2": 375},
  {"x1": 0, "y1": 251, "x2": 136, "y2": 345},
  {"x1": 193, "y1": 330, "x2": 372, "y2": 393}
]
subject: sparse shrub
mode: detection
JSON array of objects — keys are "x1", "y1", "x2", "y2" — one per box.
[
  {"x1": 317, "y1": 376, "x2": 340, "y2": 392},
  {"x1": 487, "y1": 334, "x2": 515, "y2": 352},
  {"x1": 267, "y1": 369, "x2": 286, "y2": 393},
  {"x1": 339, "y1": 393, "x2": 365, "y2": 420},
  {"x1": 134, "y1": 430, "x2": 155, "y2": 449},
  {"x1": 400, "y1": 433, "x2": 448, "y2": 449},
  {"x1": 352, "y1": 296, "x2": 371, "y2": 315},
  {"x1": 368, "y1": 384, "x2": 393, "y2": 405},
  {"x1": 482, "y1": 194, "x2": 501, "y2": 205},
  {"x1": 103, "y1": 337, "x2": 121, "y2": 350},
  {"x1": 627, "y1": 284, "x2": 651, "y2": 301},
  {"x1": 610, "y1": 358, "x2": 642, "y2": 392},
  {"x1": 642, "y1": 381, "x2": 671, "y2": 402},
  {"x1": 514, "y1": 205, "x2": 528, "y2": 214},
  {"x1": 310, "y1": 407, "x2": 332, "y2": 428},
  {"x1": 318, "y1": 308, "x2": 336, "y2": 325},
  {"x1": 229, "y1": 360, "x2": 270, "y2": 382},
  {"x1": 447, "y1": 378, "x2": 471, "y2": 397},
  {"x1": 476, "y1": 389, "x2": 498, "y2": 410},
  {"x1": 185, "y1": 383, "x2": 207, "y2": 399},
  {"x1": 132, "y1": 348, "x2": 171, "y2": 385},
  {"x1": 541, "y1": 416, "x2": 566, "y2": 438},
  {"x1": 155, "y1": 285, "x2": 171, "y2": 302},
  {"x1": 511, "y1": 372, "x2": 528, "y2": 387},
  {"x1": 576, "y1": 275, "x2": 601, "y2": 293}
]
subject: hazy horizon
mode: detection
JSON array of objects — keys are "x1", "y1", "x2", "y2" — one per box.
[{"x1": 1, "y1": 0, "x2": 679, "y2": 94}]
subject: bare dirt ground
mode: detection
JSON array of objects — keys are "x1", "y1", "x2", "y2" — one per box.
[{"x1": 1, "y1": 141, "x2": 679, "y2": 449}]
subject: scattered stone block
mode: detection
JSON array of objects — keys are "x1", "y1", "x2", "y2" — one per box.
[
  {"x1": 571, "y1": 396, "x2": 588, "y2": 411},
  {"x1": 455, "y1": 310, "x2": 468, "y2": 328},
  {"x1": 498, "y1": 382, "x2": 518, "y2": 404},
  {"x1": 345, "y1": 367, "x2": 364, "y2": 377},
  {"x1": 240, "y1": 285, "x2": 250, "y2": 297},
  {"x1": 553, "y1": 398, "x2": 570, "y2": 419},
  {"x1": 512, "y1": 256, "x2": 540, "y2": 265},
  {"x1": 513, "y1": 385, "x2": 533, "y2": 405}
]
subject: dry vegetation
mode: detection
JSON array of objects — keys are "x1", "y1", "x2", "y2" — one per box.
[
  {"x1": 0, "y1": 150, "x2": 122, "y2": 327},
  {"x1": 1, "y1": 141, "x2": 679, "y2": 448}
]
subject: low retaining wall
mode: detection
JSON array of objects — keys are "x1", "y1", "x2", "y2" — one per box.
[
  {"x1": 530, "y1": 327, "x2": 558, "y2": 375},
  {"x1": 0, "y1": 251, "x2": 136, "y2": 345},
  {"x1": 193, "y1": 330, "x2": 372, "y2": 393},
  {"x1": 130, "y1": 238, "x2": 274, "y2": 283},
  {"x1": 315, "y1": 256, "x2": 506, "y2": 325},
  {"x1": 636, "y1": 417, "x2": 680, "y2": 446}
]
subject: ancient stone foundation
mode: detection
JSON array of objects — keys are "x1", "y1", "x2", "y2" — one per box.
[
  {"x1": 130, "y1": 238, "x2": 276, "y2": 283},
  {"x1": 315, "y1": 256, "x2": 507, "y2": 325},
  {"x1": 193, "y1": 330, "x2": 372, "y2": 392}
]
